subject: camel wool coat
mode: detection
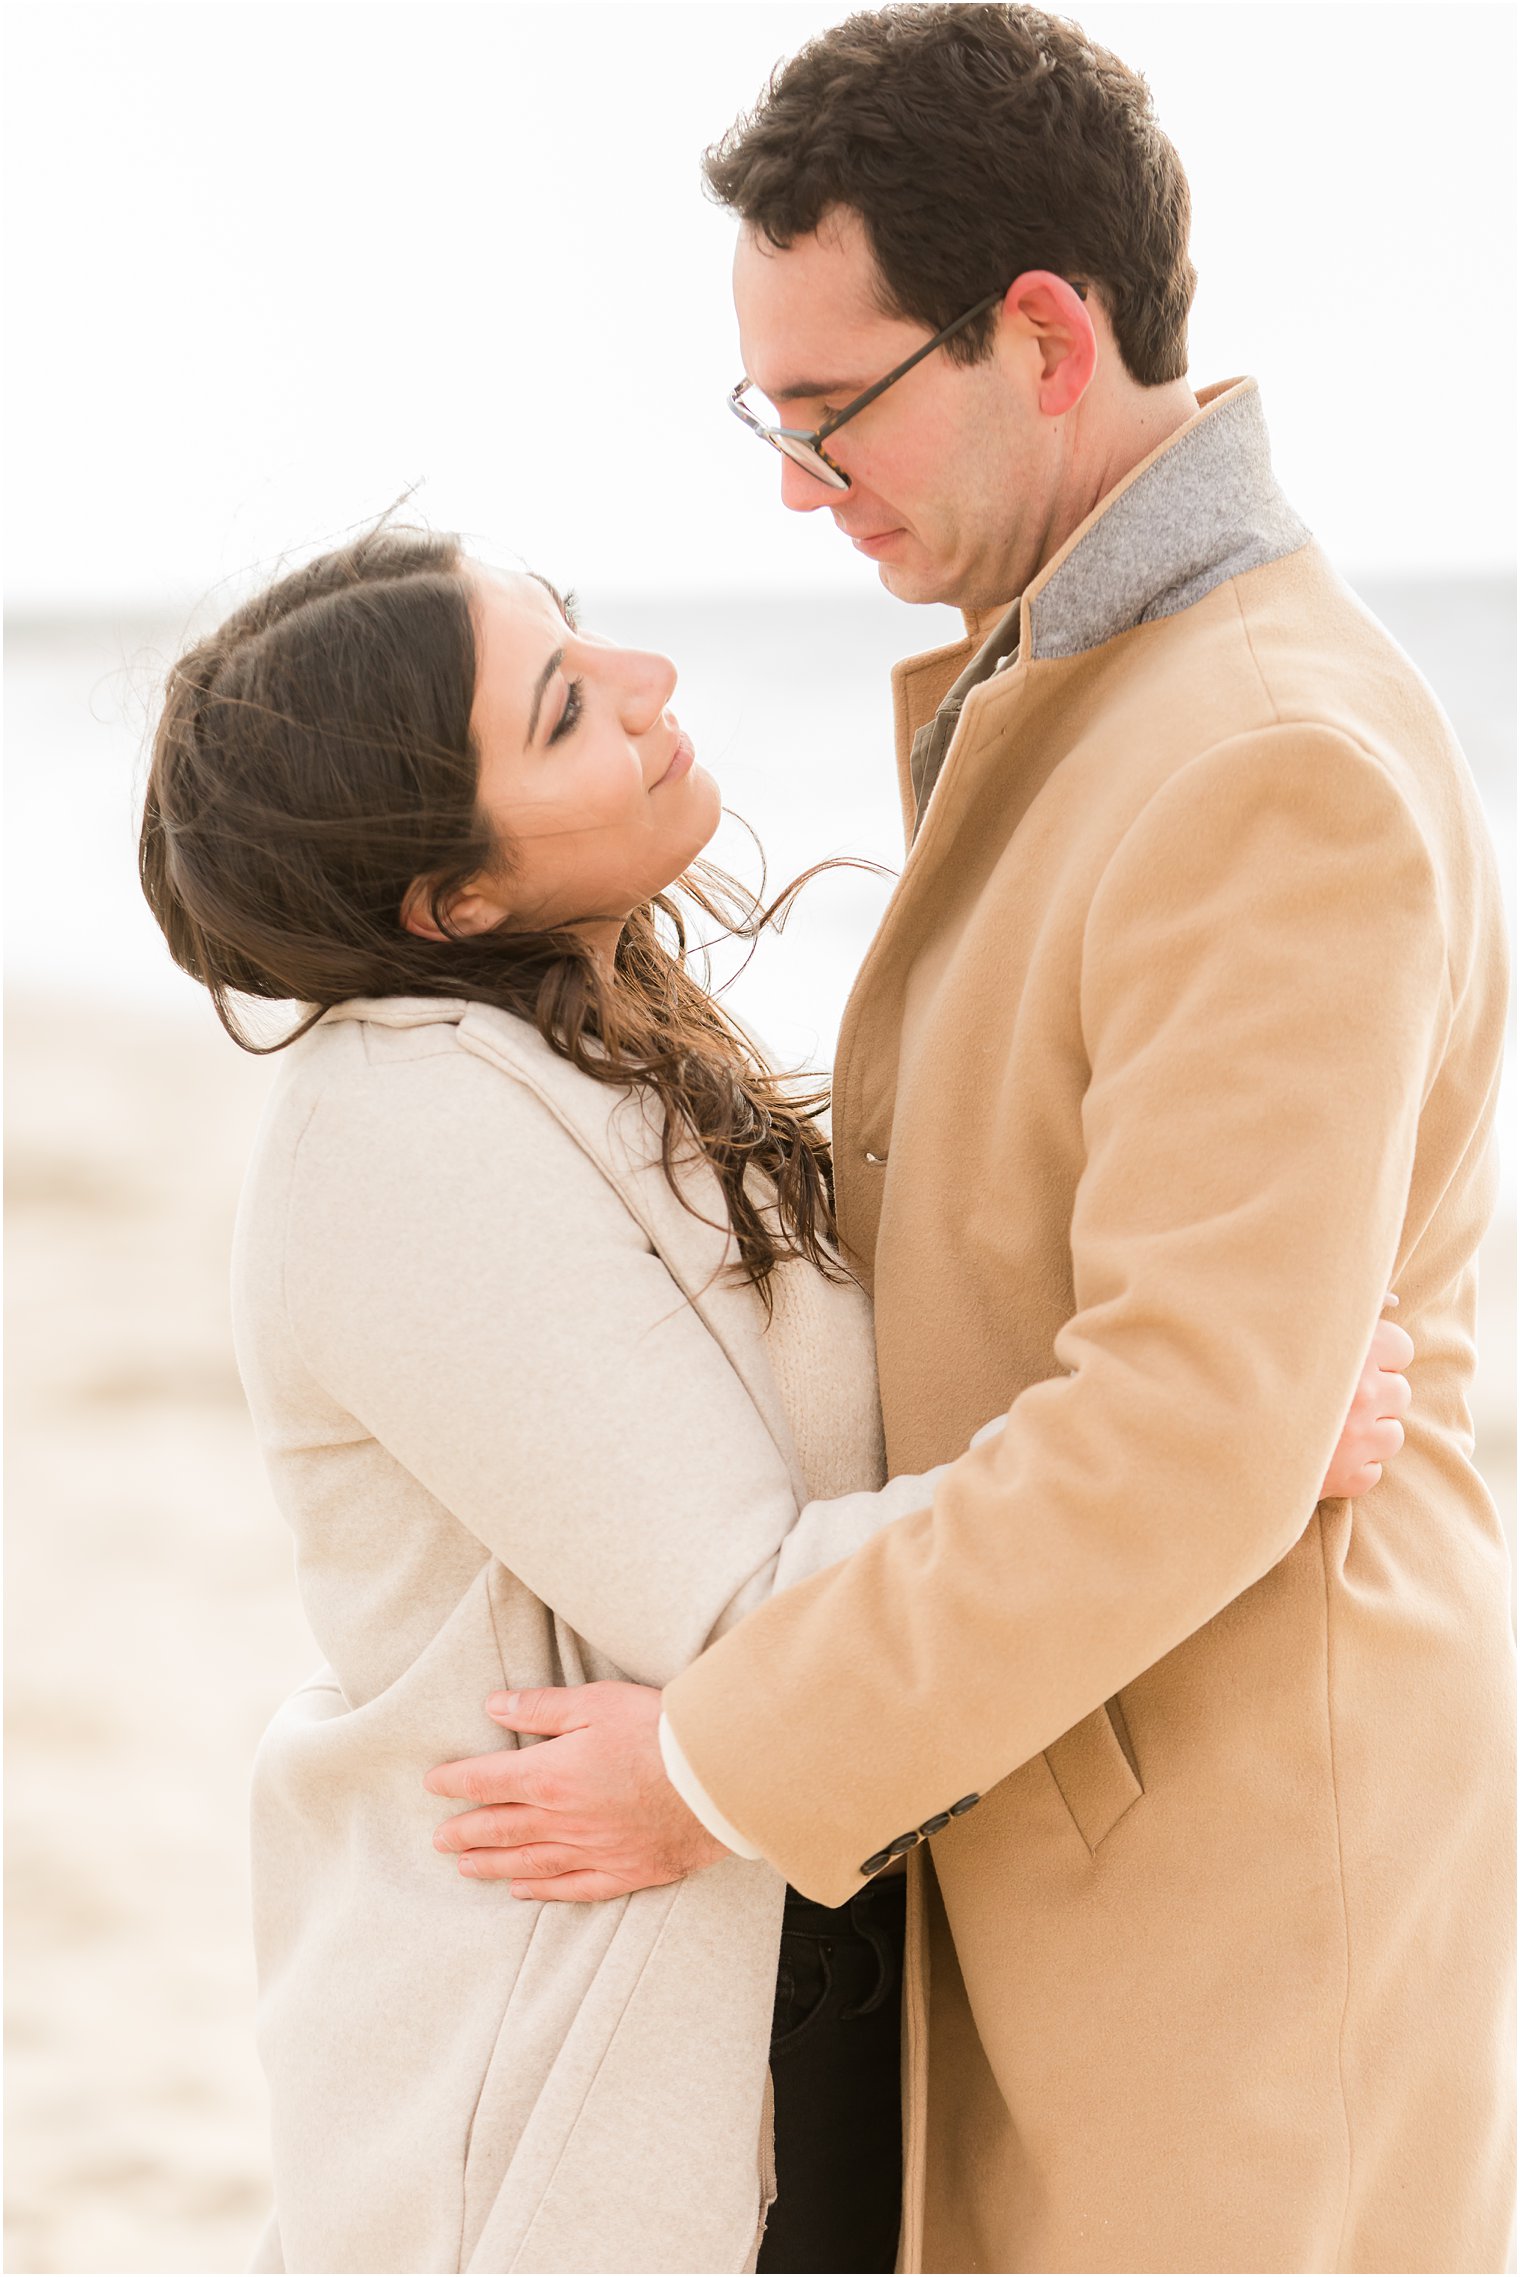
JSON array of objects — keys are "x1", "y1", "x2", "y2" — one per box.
[
  {"x1": 233, "y1": 998, "x2": 952, "y2": 2274},
  {"x1": 662, "y1": 381, "x2": 1516, "y2": 2274}
]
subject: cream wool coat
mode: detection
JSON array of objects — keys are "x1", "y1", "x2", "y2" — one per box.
[
  {"x1": 663, "y1": 382, "x2": 1516, "y2": 2273},
  {"x1": 233, "y1": 997, "x2": 946, "y2": 2276}
]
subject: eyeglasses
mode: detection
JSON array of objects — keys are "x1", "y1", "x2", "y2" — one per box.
[{"x1": 728, "y1": 280, "x2": 1087, "y2": 493}]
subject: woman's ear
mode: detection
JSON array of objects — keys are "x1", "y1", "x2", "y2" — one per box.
[
  {"x1": 400, "y1": 876, "x2": 449, "y2": 943},
  {"x1": 400, "y1": 873, "x2": 510, "y2": 942}
]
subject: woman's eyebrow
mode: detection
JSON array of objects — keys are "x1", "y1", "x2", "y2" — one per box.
[
  {"x1": 527, "y1": 570, "x2": 579, "y2": 627},
  {"x1": 524, "y1": 647, "x2": 566, "y2": 748}
]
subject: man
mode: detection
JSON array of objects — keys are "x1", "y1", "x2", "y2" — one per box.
[{"x1": 428, "y1": 7, "x2": 1514, "y2": 2268}]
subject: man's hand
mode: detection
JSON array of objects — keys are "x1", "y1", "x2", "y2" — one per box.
[{"x1": 426, "y1": 1679, "x2": 731, "y2": 1902}]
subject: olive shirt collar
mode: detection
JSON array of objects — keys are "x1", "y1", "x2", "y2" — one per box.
[{"x1": 908, "y1": 377, "x2": 1310, "y2": 828}]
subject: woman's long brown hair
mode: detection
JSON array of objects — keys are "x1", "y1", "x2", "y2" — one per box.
[{"x1": 140, "y1": 525, "x2": 859, "y2": 1307}]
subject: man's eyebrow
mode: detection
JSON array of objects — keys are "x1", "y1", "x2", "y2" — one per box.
[
  {"x1": 525, "y1": 647, "x2": 566, "y2": 749},
  {"x1": 767, "y1": 376, "x2": 867, "y2": 405}
]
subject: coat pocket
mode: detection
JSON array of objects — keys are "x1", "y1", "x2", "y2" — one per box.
[{"x1": 1042, "y1": 1697, "x2": 1143, "y2": 1853}]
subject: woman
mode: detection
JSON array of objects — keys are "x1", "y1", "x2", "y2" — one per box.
[{"x1": 140, "y1": 527, "x2": 1408, "y2": 2276}]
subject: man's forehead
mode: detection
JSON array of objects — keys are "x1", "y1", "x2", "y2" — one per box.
[{"x1": 732, "y1": 216, "x2": 907, "y2": 401}]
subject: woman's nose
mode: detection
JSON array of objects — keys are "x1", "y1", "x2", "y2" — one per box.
[{"x1": 615, "y1": 646, "x2": 678, "y2": 729}]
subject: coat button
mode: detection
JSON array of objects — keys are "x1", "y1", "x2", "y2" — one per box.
[
  {"x1": 918, "y1": 1812, "x2": 952, "y2": 1836},
  {"x1": 886, "y1": 1830, "x2": 921, "y2": 1857},
  {"x1": 948, "y1": 1794, "x2": 980, "y2": 1816},
  {"x1": 859, "y1": 1848, "x2": 894, "y2": 1875},
  {"x1": 864, "y1": 1150, "x2": 887, "y2": 1166}
]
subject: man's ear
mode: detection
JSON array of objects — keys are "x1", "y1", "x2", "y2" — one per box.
[
  {"x1": 1001, "y1": 271, "x2": 1097, "y2": 417},
  {"x1": 400, "y1": 873, "x2": 508, "y2": 941}
]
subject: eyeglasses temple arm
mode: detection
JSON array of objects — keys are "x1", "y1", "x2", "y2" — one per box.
[{"x1": 815, "y1": 289, "x2": 1007, "y2": 442}]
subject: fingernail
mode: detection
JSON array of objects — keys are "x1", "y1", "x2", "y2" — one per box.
[
  {"x1": 1383, "y1": 1293, "x2": 1399, "y2": 1307},
  {"x1": 510, "y1": 1884, "x2": 535, "y2": 1900},
  {"x1": 422, "y1": 1773, "x2": 440, "y2": 1793},
  {"x1": 459, "y1": 1858, "x2": 477, "y2": 1877},
  {"x1": 488, "y1": 1693, "x2": 517, "y2": 1716}
]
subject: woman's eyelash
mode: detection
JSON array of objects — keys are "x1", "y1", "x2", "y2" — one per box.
[{"x1": 549, "y1": 676, "x2": 584, "y2": 744}]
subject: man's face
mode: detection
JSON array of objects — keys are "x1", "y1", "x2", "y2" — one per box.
[{"x1": 732, "y1": 207, "x2": 1052, "y2": 611}]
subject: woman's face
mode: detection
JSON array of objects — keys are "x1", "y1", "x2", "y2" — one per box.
[{"x1": 411, "y1": 570, "x2": 720, "y2": 953}]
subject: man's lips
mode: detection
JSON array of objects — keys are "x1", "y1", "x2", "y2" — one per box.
[{"x1": 843, "y1": 527, "x2": 905, "y2": 557}]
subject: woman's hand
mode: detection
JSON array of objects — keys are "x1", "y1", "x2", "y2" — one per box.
[{"x1": 1320, "y1": 1300, "x2": 1413, "y2": 1499}]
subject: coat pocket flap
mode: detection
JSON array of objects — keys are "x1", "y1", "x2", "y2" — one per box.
[{"x1": 1043, "y1": 1701, "x2": 1143, "y2": 1853}]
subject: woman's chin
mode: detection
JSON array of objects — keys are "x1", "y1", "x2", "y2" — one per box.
[
  {"x1": 632, "y1": 768, "x2": 724, "y2": 906},
  {"x1": 684, "y1": 764, "x2": 724, "y2": 851}
]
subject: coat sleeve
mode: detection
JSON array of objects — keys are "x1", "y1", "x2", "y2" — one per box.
[
  {"x1": 660, "y1": 723, "x2": 1454, "y2": 1903},
  {"x1": 280, "y1": 1044, "x2": 948, "y2": 1690}
]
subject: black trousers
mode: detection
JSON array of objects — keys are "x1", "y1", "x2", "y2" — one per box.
[{"x1": 756, "y1": 1874, "x2": 907, "y2": 2276}]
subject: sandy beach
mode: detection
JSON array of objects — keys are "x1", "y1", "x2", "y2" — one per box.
[{"x1": 6, "y1": 998, "x2": 315, "y2": 2274}]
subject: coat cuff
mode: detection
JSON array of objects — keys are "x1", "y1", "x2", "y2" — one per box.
[{"x1": 658, "y1": 1710, "x2": 763, "y2": 1860}]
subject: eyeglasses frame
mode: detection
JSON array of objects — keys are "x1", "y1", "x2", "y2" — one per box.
[{"x1": 728, "y1": 278, "x2": 1087, "y2": 491}]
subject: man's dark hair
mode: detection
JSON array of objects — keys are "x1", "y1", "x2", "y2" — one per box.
[{"x1": 703, "y1": 2, "x2": 1196, "y2": 386}]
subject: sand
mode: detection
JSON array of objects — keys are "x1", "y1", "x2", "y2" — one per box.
[
  {"x1": 6, "y1": 997, "x2": 314, "y2": 2275},
  {"x1": 4, "y1": 990, "x2": 1514, "y2": 2275}
]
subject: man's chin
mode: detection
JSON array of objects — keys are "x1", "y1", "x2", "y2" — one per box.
[
  {"x1": 878, "y1": 559, "x2": 1017, "y2": 619},
  {"x1": 875, "y1": 557, "x2": 957, "y2": 608}
]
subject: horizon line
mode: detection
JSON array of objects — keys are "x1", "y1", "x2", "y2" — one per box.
[{"x1": 8, "y1": 564, "x2": 1518, "y2": 635}]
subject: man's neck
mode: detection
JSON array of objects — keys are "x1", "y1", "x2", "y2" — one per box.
[
  {"x1": 969, "y1": 377, "x2": 1201, "y2": 613},
  {"x1": 1043, "y1": 378, "x2": 1201, "y2": 577}
]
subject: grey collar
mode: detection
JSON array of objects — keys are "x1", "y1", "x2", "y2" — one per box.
[{"x1": 1026, "y1": 378, "x2": 1309, "y2": 662}]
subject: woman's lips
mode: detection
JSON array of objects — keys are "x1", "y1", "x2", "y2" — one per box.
[{"x1": 654, "y1": 729, "x2": 696, "y2": 788}]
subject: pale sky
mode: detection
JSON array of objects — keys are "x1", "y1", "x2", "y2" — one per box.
[{"x1": 6, "y1": 0, "x2": 1515, "y2": 611}]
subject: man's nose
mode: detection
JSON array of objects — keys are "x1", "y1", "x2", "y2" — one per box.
[{"x1": 778, "y1": 452, "x2": 841, "y2": 515}]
